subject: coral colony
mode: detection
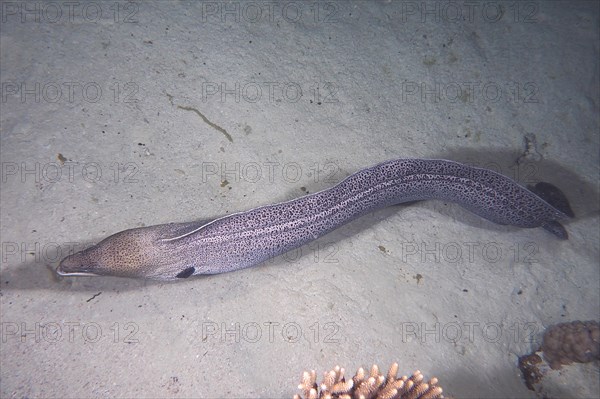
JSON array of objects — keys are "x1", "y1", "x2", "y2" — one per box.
[{"x1": 294, "y1": 363, "x2": 445, "y2": 399}]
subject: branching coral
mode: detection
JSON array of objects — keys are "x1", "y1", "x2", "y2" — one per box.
[{"x1": 293, "y1": 363, "x2": 445, "y2": 399}]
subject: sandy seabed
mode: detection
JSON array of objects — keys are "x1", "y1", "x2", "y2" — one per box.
[{"x1": 1, "y1": 1, "x2": 598, "y2": 398}]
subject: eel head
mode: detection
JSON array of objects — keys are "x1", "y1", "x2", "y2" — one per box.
[{"x1": 56, "y1": 223, "x2": 203, "y2": 280}]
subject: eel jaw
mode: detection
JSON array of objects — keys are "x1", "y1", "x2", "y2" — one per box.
[{"x1": 55, "y1": 265, "x2": 101, "y2": 277}]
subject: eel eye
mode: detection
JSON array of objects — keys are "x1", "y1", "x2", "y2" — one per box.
[{"x1": 176, "y1": 267, "x2": 195, "y2": 279}]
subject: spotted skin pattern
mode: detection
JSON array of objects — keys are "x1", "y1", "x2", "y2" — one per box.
[{"x1": 57, "y1": 159, "x2": 571, "y2": 281}]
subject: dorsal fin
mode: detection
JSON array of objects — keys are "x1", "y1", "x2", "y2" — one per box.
[{"x1": 528, "y1": 182, "x2": 575, "y2": 217}]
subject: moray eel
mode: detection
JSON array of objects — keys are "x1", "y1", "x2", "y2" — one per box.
[{"x1": 56, "y1": 158, "x2": 573, "y2": 281}]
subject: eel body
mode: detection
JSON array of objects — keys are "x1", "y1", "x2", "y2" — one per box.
[{"x1": 57, "y1": 158, "x2": 573, "y2": 281}]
